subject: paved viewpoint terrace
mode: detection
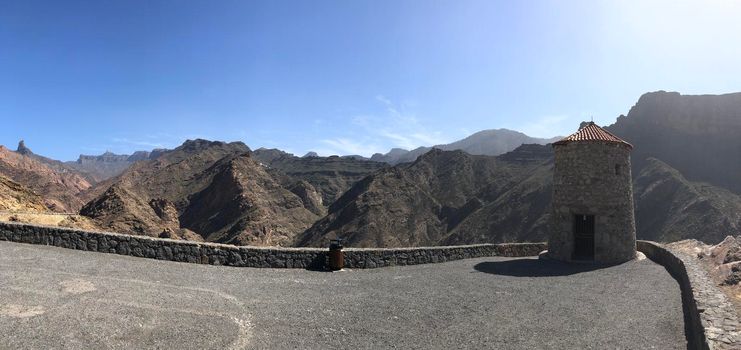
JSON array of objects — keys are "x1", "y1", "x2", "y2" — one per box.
[{"x1": 0, "y1": 241, "x2": 686, "y2": 349}]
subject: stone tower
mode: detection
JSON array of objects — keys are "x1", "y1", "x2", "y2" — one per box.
[{"x1": 548, "y1": 122, "x2": 636, "y2": 264}]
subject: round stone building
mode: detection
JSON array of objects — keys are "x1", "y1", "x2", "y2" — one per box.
[{"x1": 548, "y1": 122, "x2": 636, "y2": 264}]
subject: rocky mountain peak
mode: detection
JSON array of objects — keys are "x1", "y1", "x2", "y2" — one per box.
[
  {"x1": 181, "y1": 139, "x2": 221, "y2": 151},
  {"x1": 253, "y1": 148, "x2": 291, "y2": 163},
  {"x1": 177, "y1": 139, "x2": 250, "y2": 155},
  {"x1": 16, "y1": 140, "x2": 32, "y2": 155}
]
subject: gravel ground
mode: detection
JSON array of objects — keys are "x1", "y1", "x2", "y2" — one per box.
[{"x1": 0, "y1": 240, "x2": 686, "y2": 349}]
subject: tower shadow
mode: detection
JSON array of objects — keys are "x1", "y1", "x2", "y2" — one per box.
[{"x1": 473, "y1": 258, "x2": 613, "y2": 277}]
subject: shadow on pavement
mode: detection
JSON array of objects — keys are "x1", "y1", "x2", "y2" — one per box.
[{"x1": 474, "y1": 258, "x2": 612, "y2": 277}]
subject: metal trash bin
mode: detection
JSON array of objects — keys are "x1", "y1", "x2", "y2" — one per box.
[{"x1": 328, "y1": 239, "x2": 344, "y2": 271}]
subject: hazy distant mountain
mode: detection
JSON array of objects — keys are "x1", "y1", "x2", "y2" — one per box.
[
  {"x1": 12, "y1": 139, "x2": 156, "y2": 183},
  {"x1": 607, "y1": 91, "x2": 741, "y2": 193},
  {"x1": 253, "y1": 148, "x2": 387, "y2": 207},
  {"x1": 370, "y1": 129, "x2": 561, "y2": 164},
  {"x1": 13, "y1": 140, "x2": 95, "y2": 181},
  {"x1": 65, "y1": 150, "x2": 158, "y2": 182}
]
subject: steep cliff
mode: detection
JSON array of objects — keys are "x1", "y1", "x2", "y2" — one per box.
[{"x1": 608, "y1": 91, "x2": 741, "y2": 193}]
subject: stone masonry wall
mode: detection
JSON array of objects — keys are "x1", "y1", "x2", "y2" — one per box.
[
  {"x1": 550, "y1": 142, "x2": 636, "y2": 263},
  {"x1": 0, "y1": 222, "x2": 546, "y2": 269},
  {"x1": 638, "y1": 240, "x2": 741, "y2": 350},
  {"x1": 343, "y1": 243, "x2": 546, "y2": 268}
]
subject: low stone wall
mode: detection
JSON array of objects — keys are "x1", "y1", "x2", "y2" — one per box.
[
  {"x1": 0, "y1": 222, "x2": 545, "y2": 270},
  {"x1": 344, "y1": 243, "x2": 546, "y2": 268},
  {"x1": 637, "y1": 240, "x2": 741, "y2": 350},
  {"x1": 0, "y1": 222, "x2": 327, "y2": 269}
]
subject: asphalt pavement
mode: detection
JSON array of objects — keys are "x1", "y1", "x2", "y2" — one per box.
[{"x1": 0, "y1": 240, "x2": 686, "y2": 349}]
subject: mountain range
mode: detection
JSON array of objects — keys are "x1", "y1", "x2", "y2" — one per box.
[
  {"x1": 368, "y1": 129, "x2": 561, "y2": 164},
  {"x1": 1, "y1": 90, "x2": 739, "y2": 247},
  {"x1": 80, "y1": 140, "x2": 323, "y2": 245}
]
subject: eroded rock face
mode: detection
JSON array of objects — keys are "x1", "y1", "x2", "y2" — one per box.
[
  {"x1": 608, "y1": 91, "x2": 741, "y2": 194},
  {"x1": 709, "y1": 237, "x2": 741, "y2": 281},
  {"x1": 178, "y1": 153, "x2": 320, "y2": 246},
  {"x1": 80, "y1": 185, "x2": 165, "y2": 235},
  {"x1": 667, "y1": 237, "x2": 741, "y2": 326},
  {"x1": 297, "y1": 146, "x2": 555, "y2": 248},
  {"x1": 16, "y1": 140, "x2": 32, "y2": 155},
  {"x1": 0, "y1": 175, "x2": 47, "y2": 212},
  {"x1": 81, "y1": 140, "x2": 321, "y2": 246},
  {"x1": 669, "y1": 237, "x2": 741, "y2": 286},
  {"x1": 149, "y1": 198, "x2": 179, "y2": 223},
  {"x1": 633, "y1": 158, "x2": 741, "y2": 244},
  {"x1": 287, "y1": 180, "x2": 325, "y2": 216},
  {"x1": 0, "y1": 145, "x2": 92, "y2": 212},
  {"x1": 724, "y1": 264, "x2": 741, "y2": 286}
]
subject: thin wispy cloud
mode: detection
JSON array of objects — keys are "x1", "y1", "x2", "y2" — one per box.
[
  {"x1": 106, "y1": 132, "x2": 216, "y2": 155},
  {"x1": 112, "y1": 138, "x2": 168, "y2": 149},
  {"x1": 516, "y1": 115, "x2": 574, "y2": 138},
  {"x1": 319, "y1": 138, "x2": 383, "y2": 156},
  {"x1": 317, "y1": 96, "x2": 449, "y2": 156}
]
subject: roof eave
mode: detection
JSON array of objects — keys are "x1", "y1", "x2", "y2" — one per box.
[{"x1": 552, "y1": 140, "x2": 633, "y2": 150}]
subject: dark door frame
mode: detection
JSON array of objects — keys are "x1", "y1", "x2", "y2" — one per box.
[{"x1": 572, "y1": 214, "x2": 595, "y2": 260}]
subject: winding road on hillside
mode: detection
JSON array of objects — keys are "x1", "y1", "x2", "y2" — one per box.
[{"x1": 0, "y1": 240, "x2": 686, "y2": 349}]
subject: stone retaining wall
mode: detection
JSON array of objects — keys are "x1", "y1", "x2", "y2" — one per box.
[
  {"x1": 344, "y1": 243, "x2": 546, "y2": 268},
  {"x1": 0, "y1": 222, "x2": 545, "y2": 270},
  {"x1": 637, "y1": 240, "x2": 741, "y2": 350}
]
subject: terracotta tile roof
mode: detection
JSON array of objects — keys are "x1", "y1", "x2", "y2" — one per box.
[{"x1": 553, "y1": 122, "x2": 632, "y2": 149}]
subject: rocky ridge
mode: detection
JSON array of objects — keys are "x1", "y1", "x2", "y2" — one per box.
[
  {"x1": 299, "y1": 141, "x2": 741, "y2": 247},
  {"x1": 0, "y1": 144, "x2": 92, "y2": 212},
  {"x1": 296, "y1": 146, "x2": 554, "y2": 247},
  {"x1": 81, "y1": 140, "x2": 322, "y2": 245}
]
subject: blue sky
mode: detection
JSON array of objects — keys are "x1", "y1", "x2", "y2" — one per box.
[{"x1": 2, "y1": 0, "x2": 741, "y2": 160}]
